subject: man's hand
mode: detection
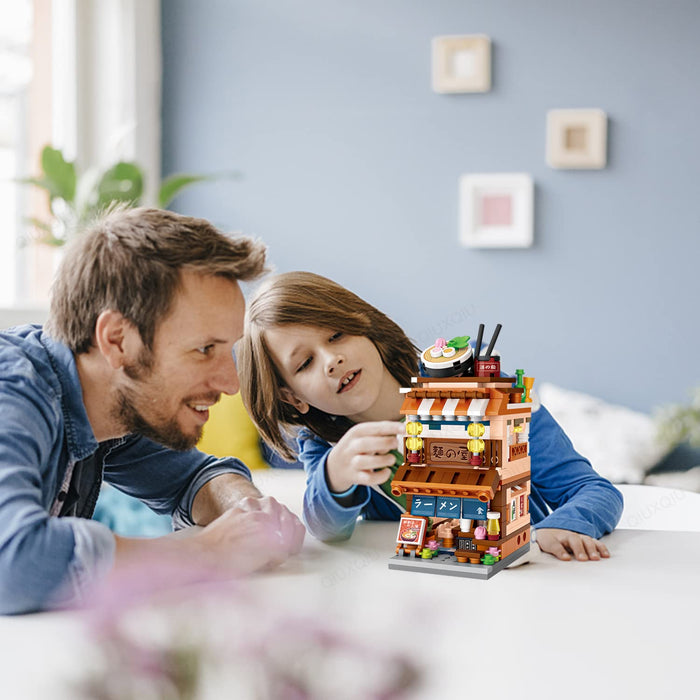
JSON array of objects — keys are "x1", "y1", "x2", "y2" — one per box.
[
  {"x1": 193, "y1": 496, "x2": 306, "y2": 573},
  {"x1": 114, "y1": 496, "x2": 305, "y2": 577},
  {"x1": 325, "y1": 421, "x2": 404, "y2": 494},
  {"x1": 536, "y1": 528, "x2": 610, "y2": 562}
]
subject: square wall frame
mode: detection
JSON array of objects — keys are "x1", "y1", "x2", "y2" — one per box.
[
  {"x1": 432, "y1": 34, "x2": 491, "y2": 93},
  {"x1": 459, "y1": 173, "x2": 534, "y2": 249},
  {"x1": 546, "y1": 109, "x2": 607, "y2": 169}
]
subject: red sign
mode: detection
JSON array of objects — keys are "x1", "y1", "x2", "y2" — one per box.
[{"x1": 475, "y1": 359, "x2": 500, "y2": 377}]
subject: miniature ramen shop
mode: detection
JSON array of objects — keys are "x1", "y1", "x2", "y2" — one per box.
[{"x1": 388, "y1": 324, "x2": 534, "y2": 579}]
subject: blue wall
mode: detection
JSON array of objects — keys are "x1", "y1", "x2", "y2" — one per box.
[{"x1": 161, "y1": 0, "x2": 700, "y2": 412}]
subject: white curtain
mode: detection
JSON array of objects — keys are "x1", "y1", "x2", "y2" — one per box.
[{"x1": 54, "y1": 0, "x2": 161, "y2": 204}]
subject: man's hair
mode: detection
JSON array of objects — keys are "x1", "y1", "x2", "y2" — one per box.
[
  {"x1": 238, "y1": 271, "x2": 419, "y2": 460},
  {"x1": 47, "y1": 207, "x2": 267, "y2": 354}
]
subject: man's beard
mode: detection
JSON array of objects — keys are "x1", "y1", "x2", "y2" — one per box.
[
  {"x1": 114, "y1": 348, "x2": 202, "y2": 451},
  {"x1": 115, "y1": 388, "x2": 202, "y2": 451}
]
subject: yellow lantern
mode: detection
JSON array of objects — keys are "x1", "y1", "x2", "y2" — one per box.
[
  {"x1": 405, "y1": 436, "x2": 423, "y2": 451},
  {"x1": 467, "y1": 438, "x2": 485, "y2": 454},
  {"x1": 406, "y1": 421, "x2": 423, "y2": 436},
  {"x1": 467, "y1": 422, "x2": 485, "y2": 438}
]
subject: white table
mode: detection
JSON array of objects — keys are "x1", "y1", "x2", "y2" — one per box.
[
  {"x1": 2, "y1": 472, "x2": 699, "y2": 700},
  {"x1": 616, "y1": 482, "x2": 700, "y2": 531}
]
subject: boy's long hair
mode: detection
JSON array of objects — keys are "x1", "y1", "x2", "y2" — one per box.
[
  {"x1": 47, "y1": 207, "x2": 266, "y2": 354},
  {"x1": 238, "y1": 272, "x2": 419, "y2": 460}
]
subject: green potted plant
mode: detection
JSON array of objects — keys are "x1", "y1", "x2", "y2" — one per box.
[
  {"x1": 23, "y1": 145, "x2": 222, "y2": 246},
  {"x1": 657, "y1": 387, "x2": 700, "y2": 449}
]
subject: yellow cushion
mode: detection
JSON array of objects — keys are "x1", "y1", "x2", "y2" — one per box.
[{"x1": 197, "y1": 393, "x2": 269, "y2": 470}]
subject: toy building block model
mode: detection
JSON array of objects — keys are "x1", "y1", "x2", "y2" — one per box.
[{"x1": 389, "y1": 324, "x2": 533, "y2": 579}]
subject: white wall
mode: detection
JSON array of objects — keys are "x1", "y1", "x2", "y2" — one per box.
[
  {"x1": 0, "y1": 306, "x2": 49, "y2": 329},
  {"x1": 161, "y1": 0, "x2": 700, "y2": 412}
]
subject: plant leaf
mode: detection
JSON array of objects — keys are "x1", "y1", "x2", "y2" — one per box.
[
  {"x1": 40, "y1": 146, "x2": 77, "y2": 202},
  {"x1": 37, "y1": 233, "x2": 67, "y2": 247},
  {"x1": 447, "y1": 335, "x2": 470, "y2": 349},
  {"x1": 17, "y1": 176, "x2": 51, "y2": 191},
  {"x1": 158, "y1": 174, "x2": 212, "y2": 209},
  {"x1": 25, "y1": 216, "x2": 52, "y2": 233},
  {"x1": 21, "y1": 218, "x2": 65, "y2": 247},
  {"x1": 96, "y1": 162, "x2": 144, "y2": 209}
]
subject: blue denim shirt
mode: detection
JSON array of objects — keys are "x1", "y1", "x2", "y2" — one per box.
[{"x1": 0, "y1": 325, "x2": 252, "y2": 615}]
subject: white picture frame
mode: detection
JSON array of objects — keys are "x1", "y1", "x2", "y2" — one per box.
[
  {"x1": 459, "y1": 173, "x2": 534, "y2": 249},
  {"x1": 546, "y1": 109, "x2": 608, "y2": 169},
  {"x1": 432, "y1": 34, "x2": 491, "y2": 93}
]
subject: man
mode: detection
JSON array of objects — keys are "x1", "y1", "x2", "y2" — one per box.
[{"x1": 0, "y1": 207, "x2": 305, "y2": 614}]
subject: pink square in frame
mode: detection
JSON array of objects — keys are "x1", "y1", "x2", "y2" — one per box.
[
  {"x1": 459, "y1": 173, "x2": 534, "y2": 248},
  {"x1": 480, "y1": 194, "x2": 513, "y2": 227}
]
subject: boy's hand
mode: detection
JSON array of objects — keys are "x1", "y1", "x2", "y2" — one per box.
[
  {"x1": 536, "y1": 528, "x2": 610, "y2": 561},
  {"x1": 326, "y1": 421, "x2": 405, "y2": 494}
]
